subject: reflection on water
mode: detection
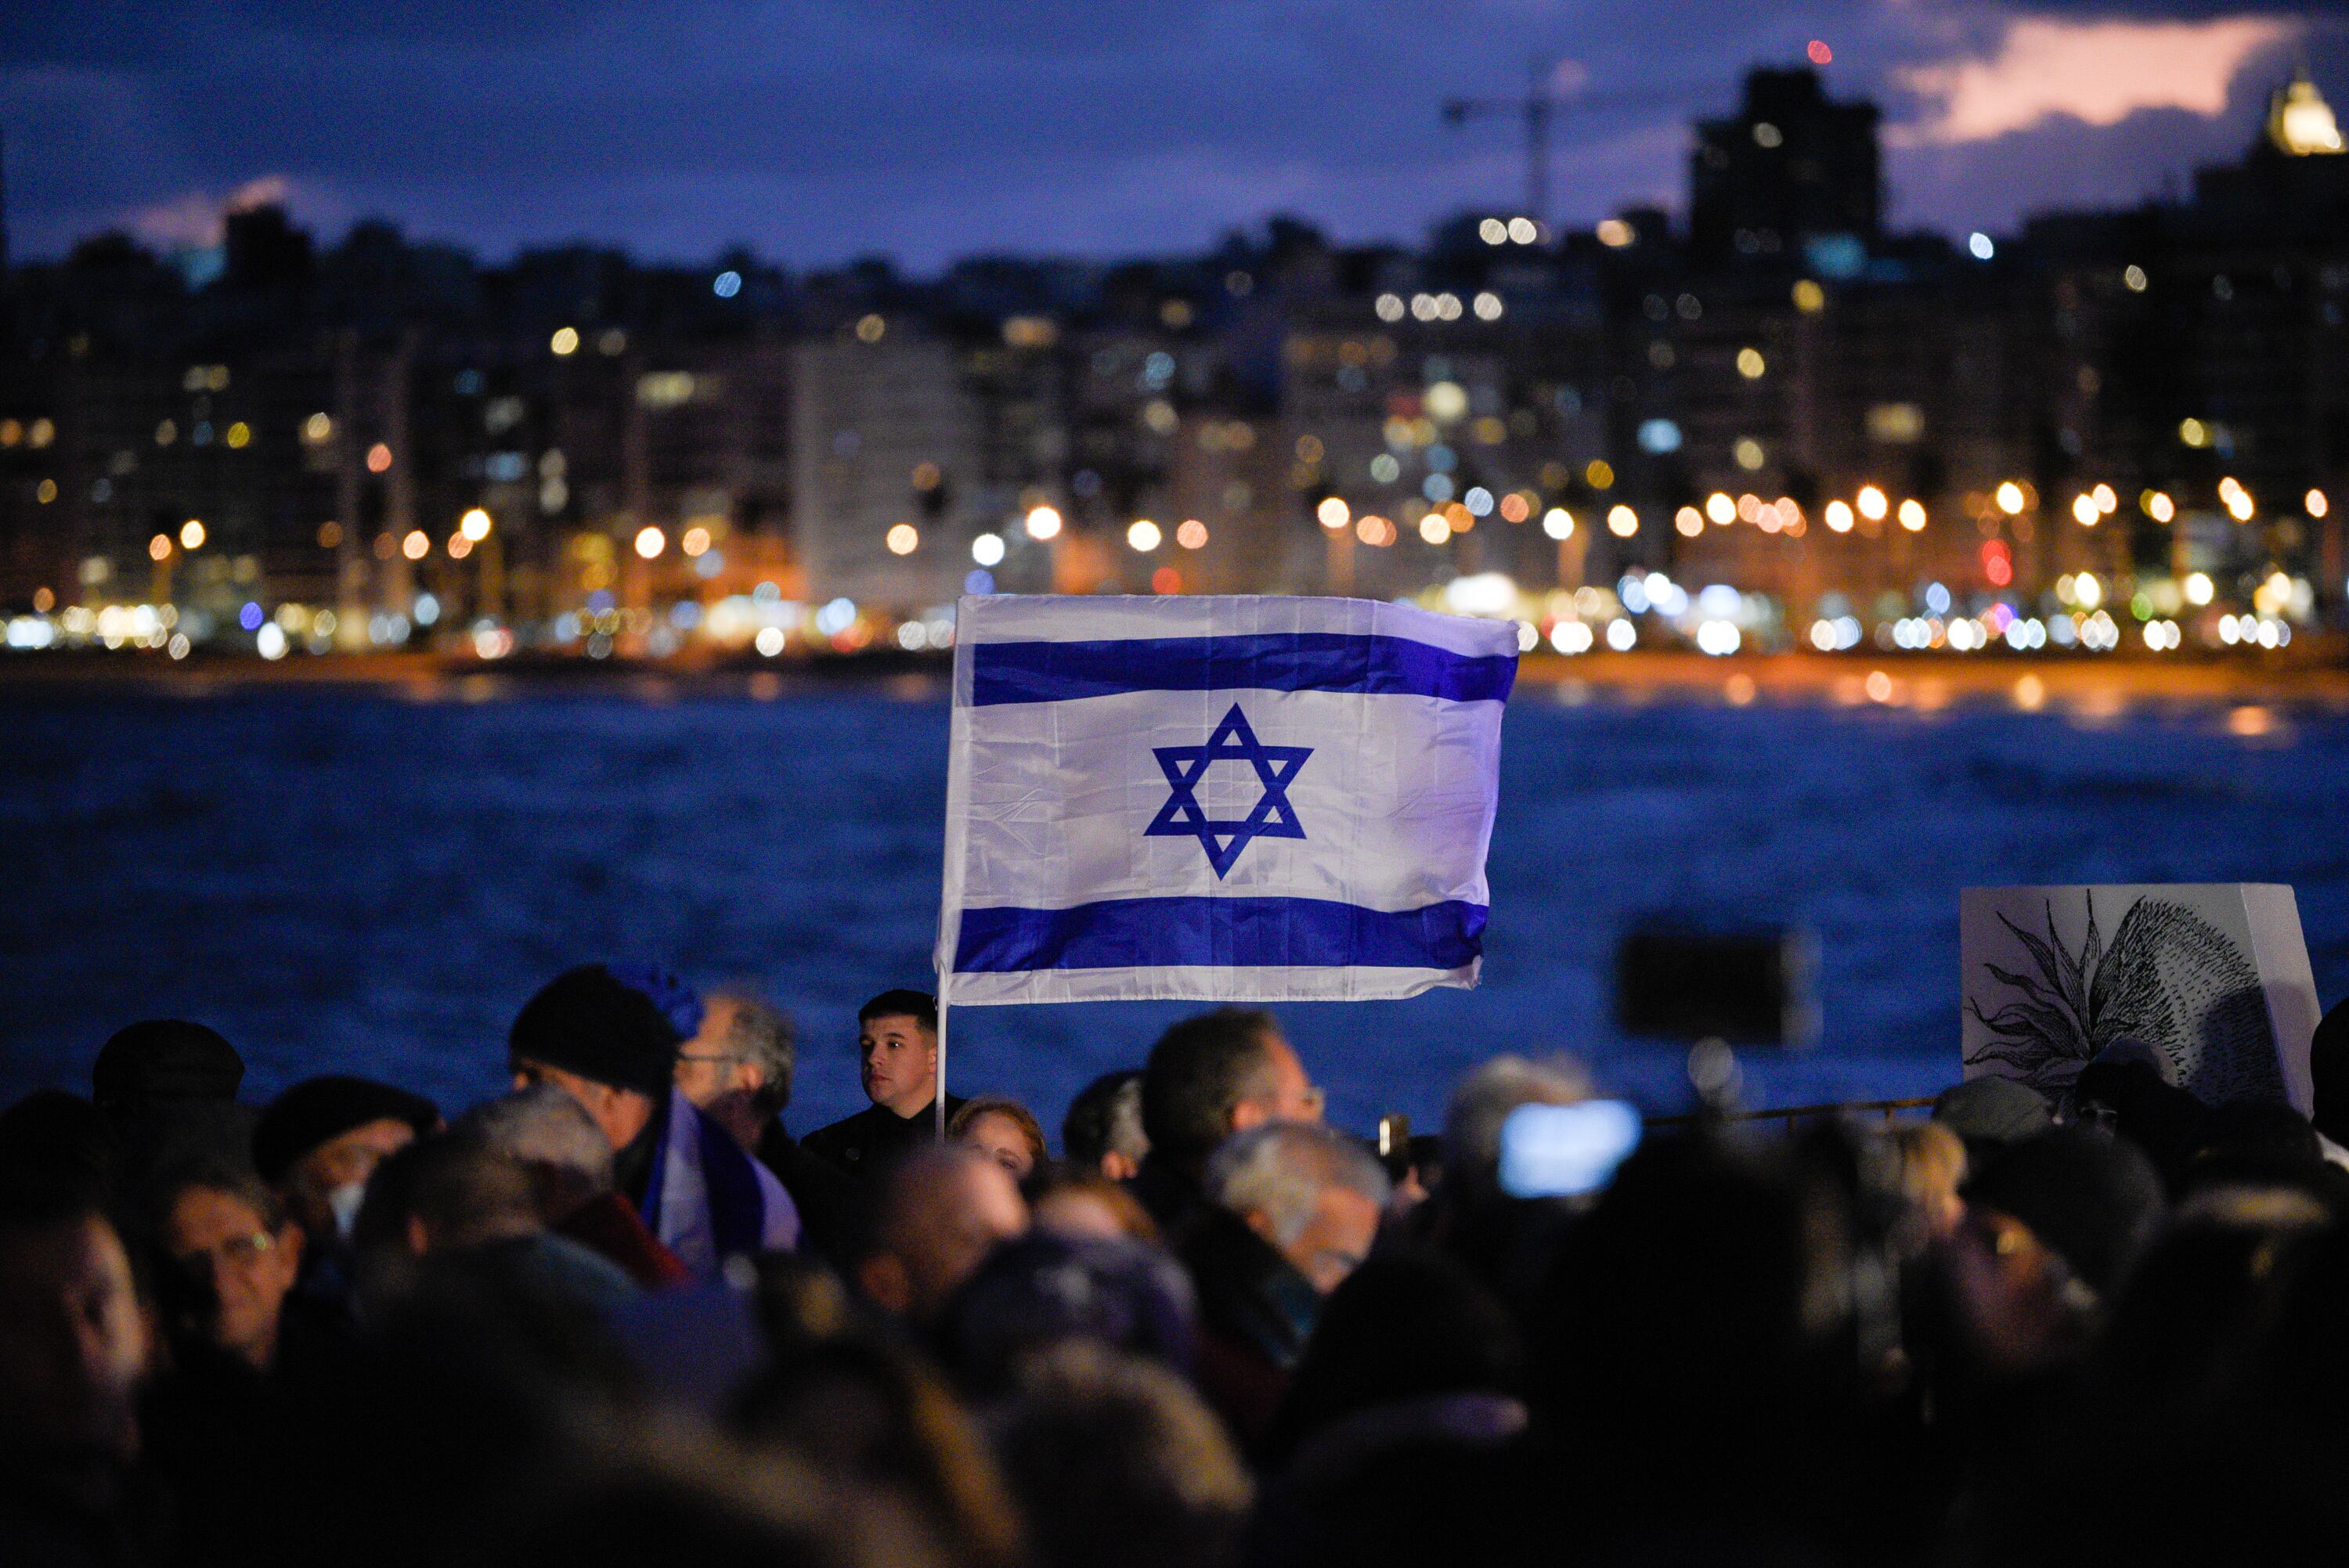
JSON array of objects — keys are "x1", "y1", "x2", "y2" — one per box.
[{"x1": 4, "y1": 680, "x2": 2345, "y2": 1134}]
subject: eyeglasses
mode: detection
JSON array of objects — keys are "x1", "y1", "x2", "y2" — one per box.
[
  {"x1": 173, "y1": 1231, "x2": 276, "y2": 1277},
  {"x1": 676, "y1": 1052, "x2": 744, "y2": 1066}
]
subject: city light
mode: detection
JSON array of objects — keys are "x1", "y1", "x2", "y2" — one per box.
[
  {"x1": 1705, "y1": 492, "x2": 1735, "y2": 524},
  {"x1": 972, "y1": 532, "x2": 1005, "y2": 566},
  {"x1": 1316, "y1": 496, "x2": 1350, "y2": 530},
  {"x1": 1595, "y1": 218, "x2": 1634, "y2": 248},
  {"x1": 1473, "y1": 291, "x2": 1504, "y2": 321},
  {"x1": 1897, "y1": 499, "x2": 1926, "y2": 531},
  {"x1": 2124, "y1": 265, "x2": 2149, "y2": 292},
  {"x1": 1824, "y1": 499, "x2": 1854, "y2": 532},
  {"x1": 1023, "y1": 505, "x2": 1063, "y2": 541},
  {"x1": 2185, "y1": 571, "x2": 2215, "y2": 605},
  {"x1": 1736, "y1": 348, "x2": 1766, "y2": 379},
  {"x1": 2072, "y1": 494, "x2": 2099, "y2": 525},
  {"x1": 550, "y1": 326, "x2": 580, "y2": 356},
  {"x1": 2145, "y1": 490, "x2": 2176, "y2": 523},
  {"x1": 1968, "y1": 232, "x2": 1995, "y2": 260},
  {"x1": 1374, "y1": 294, "x2": 1405, "y2": 322},
  {"x1": 447, "y1": 532, "x2": 473, "y2": 560},
  {"x1": 179, "y1": 519, "x2": 206, "y2": 550},
  {"x1": 634, "y1": 525, "x2": 666, "y2": 559},
  {"x1": 2074, "y1": 571, "x2": 2103, "y2": 609},
  {"x1": 1176, "y1": 519, "x2": 1208, "y2": 550},
  {"x1": 1792, "y1": 278, "x2": 1824, "y2": 313},
  {"x1": 225, "y1": 422, "x2": 251, "y2": 449},
  {"x1": 1808, "y1": 38, "x2": 1833, "y2": 64},
  {"x1": 1607, "y1": 505, "x2": 1638, "y2": 537},
  {"x1": 366, "y1": 443, "x2": 393, "y2": 474},
  {"x1": 886, "y1": 523, "x2": 919, "y2": 555},
  {"x1": 713, "y1": 270, "x2": 742, "y2": 298},
  {"x1": 1995, "y1": 481, "x2": 2026, "y2": 514},
  {"x1": 1356, "y1": 515, "x2": 1395, "y2": 546},
  {"x1": 855, "y1": 314, "x2": 886, "y2": 343},
  {"x1": 1856, "y1": 485, "x2": 1888, "y2": 521},
  {"x1": 1675, "y1": 506, "x2": 1704, "y2": 537},
  {"x1": 682, "y1": 526, "x2": 711, "y2": 557},
  {"x1": 1127, "y1": 520, "x2": 1161, "y2": 551},
  {"x1": 2179, "y1": 417, "x2": 2210, "y2": 448},
  {"x1": 1419, "y1": 514, "x2": 1452, "y2": 545},
  {"x1": 302, "y1": 413, "x2": 333, "y2": 443},
  {"x1": 149, "y1": 534, "x2": 171, "y2": 561},
  {"x1": 402, "y1": 529, "x2": 430, "y2": 560},
  {"x1": 2309, "y1": 488, "x2": 2331, "y2": 518},
  {"x1": 2091, "y1": 483, "x2": 2117, "y2": 514},
  {"x1": 460, "y1": 507, "x2": 493, "y2": 542},
  {"x1": 1541, "y1": 507, "x2": 1574, "y2": 539}
]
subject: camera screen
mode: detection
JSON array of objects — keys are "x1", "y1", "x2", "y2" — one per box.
[{"x1": 1496, "y1": 1101, "x2": 1643, "y2": 1199}]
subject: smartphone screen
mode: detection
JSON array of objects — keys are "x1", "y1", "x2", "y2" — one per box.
[{"x1": 1497, "y1": 1101, "x2": 1643, "y2": 1199}]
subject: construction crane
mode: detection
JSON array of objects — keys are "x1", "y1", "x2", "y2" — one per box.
[{"x1": 1442, "y1": 65, "x2": 1712, "y2": 231}]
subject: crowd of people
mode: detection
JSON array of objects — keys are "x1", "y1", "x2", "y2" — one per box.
[{"x1": 6, "y1": 959, "x2": 2349, "y2": 1566}]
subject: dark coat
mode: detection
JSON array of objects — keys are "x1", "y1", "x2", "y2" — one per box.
[{"x1": 799, "y1": 1096, "x2": 968, "y2": 1181}]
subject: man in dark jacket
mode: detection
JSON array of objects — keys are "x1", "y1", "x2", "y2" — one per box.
[
  {"x1": 801, "y1": 991, "x2": 965, "y2": 1181},
  {"x1": 1178, "y1": 1121, "x2": 1387, "y2": 1448},
  {"x1": 1133, "y1": 1007, "x2": 1322, "y2": 1237}
]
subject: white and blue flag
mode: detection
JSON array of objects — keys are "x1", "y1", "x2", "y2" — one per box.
[{"x1": 936, "y1": 594, "x2": 1518, "y2": 1004}]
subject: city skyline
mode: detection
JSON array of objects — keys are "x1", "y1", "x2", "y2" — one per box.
[{"x1": 4, "y1": 2, "x2": 2344, "y2": 270}]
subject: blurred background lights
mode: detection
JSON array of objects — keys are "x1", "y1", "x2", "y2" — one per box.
[
  {"x1": 1127, "y1": 519, "x2": 1162, "y2": 551},
  {"x1": 1315, "y1": 496, "x2": 1350, "y2": 530},
  {"x1": 460, "y1": 507, "x2": 493, "y2": 542},
  {"x1": 179, "y1": 518, "x2": 207, "y2": 550},
  {"x1": 633, "y1": 525, "x2": 666, "y2": 559},
  {"x1": 550, "y1": 326, "x2": 580, "y2": 355},
  {"x1": 972, "y1": 532, "x2": 1005, "y2": 566},
  {"x1": 1968, "y1": 232, "x2": 1995, "y2": 260},
  {"x1": 402, "y1": 529, "x2": 430, "y2": 560},
  {"x1": 885, "y1": 523, "x2": 919, "y2": 555},
  {"x1": 713, "y1": 269, "x2": 742, "y2": 298},
  {"x1": 1023, "y1": 505, "x2": 1063, "y2": 540},
  {"x1": 1607, "y1": 505, "x2": 1638, "y2": 537},
  {"x1": 1176, "y1": 519, "x2": 1209, "y2": 549}
]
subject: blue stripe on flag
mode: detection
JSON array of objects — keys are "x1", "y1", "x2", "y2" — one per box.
[
  {"x1": 953, "y1": 896, "x2": 1488, "y2": 973},
  {"x1": 969, "y1": 633, "x2": 1517, "y2": 706}
]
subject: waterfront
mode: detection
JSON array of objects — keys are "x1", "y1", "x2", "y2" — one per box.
[{"x1": 5, "y1": 670, "x2": 2346, "y2": 1134}]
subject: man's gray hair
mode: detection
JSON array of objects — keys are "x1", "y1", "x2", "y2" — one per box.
[
  {"x1": 709, "y1": 989, "x2": 796, "y2": 1116},
  {"x1": 1203, "y1": 1123, "x2": 1391, "y2": 1247},
  {"x1": 1445, "y1": 1054, "x2": 1591, "y2": 1199},
  {"x1": 459, "y1": 1086, "x2": 614, "y2": 1191}
]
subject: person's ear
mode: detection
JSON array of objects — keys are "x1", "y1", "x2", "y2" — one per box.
[
  {"x1": 857, "y1": 1253, "x2": 911, "y2": 1316},
  {"x1": 1239, "y1": 1206, "x2": 1280, "y2": 1246},
  {"x1": 277, "y1": 1222, "x2": 305, "y2": 1278}
]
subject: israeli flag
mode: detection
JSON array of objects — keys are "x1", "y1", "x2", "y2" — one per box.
[{"x1": 936, "y1": 595, "x2": 1518, "y2": 1004}]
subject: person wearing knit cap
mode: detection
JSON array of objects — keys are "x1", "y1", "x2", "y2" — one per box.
[
  {"x1": 509, "y1": 963, "x2": 799, "y2": 1278},
  {"x1": 253, "y1": 1076, "x2": 439, "y2": 1253},
  {"x1": 92, "y1": 1021, "x2": 244, "y2": 1117}
]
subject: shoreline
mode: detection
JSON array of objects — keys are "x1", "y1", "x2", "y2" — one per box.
[{"x1": 1, "y1": 646, "x2": 2344, "y2": 709}]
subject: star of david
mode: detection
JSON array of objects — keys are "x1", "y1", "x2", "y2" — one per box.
[{"x1": 1145, "y1": 703, "x2": 1312, "y2": 878}]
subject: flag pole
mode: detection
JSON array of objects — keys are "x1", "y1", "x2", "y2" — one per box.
[{"x1": 934, "y1": 993, "x2": 950, "y2": 1141}]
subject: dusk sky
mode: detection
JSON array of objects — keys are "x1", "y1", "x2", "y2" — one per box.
[{"x1": 4, "y1": 1, "x2": 2344, "y2": 272}]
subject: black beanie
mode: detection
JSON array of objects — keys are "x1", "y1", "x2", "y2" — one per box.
[
  {"x1": 1962, "y1": 1124, "x2": 2164, "y2": 1297},
  {"x1": 253, "y1": 1076, "x2": 439, "y2": 1184},
  {"x1": 92, "y1": 1020, "x2": 244, "y2": 1112},
  {"x1": 507, "y1": 964, "x2": 682, "y2": 1097}
]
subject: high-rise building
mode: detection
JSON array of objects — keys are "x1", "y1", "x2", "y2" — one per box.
[{"x1": 1688, "y1": 67, "x2": 1880, "y2": 272}]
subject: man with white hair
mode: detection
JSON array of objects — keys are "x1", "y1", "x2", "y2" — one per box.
[
  {"x1": 1179, "y1": 1123, "x2": 1391, "y2": 1446},
  {"x1": 459, "y1": 1087, "x2": 688, "y2": 1288}
]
